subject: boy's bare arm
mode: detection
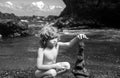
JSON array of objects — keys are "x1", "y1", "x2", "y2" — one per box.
[
  {"x1": 58, "y1": 37, "x2": 79, "y2": 48},
  {"x1": 37, "y1": 61, "x2": 65, "y2": 70},
  {"x1": 37, "y1": 58, "x2": 57, "y2": 70},
  {"x1": 58, "y1": 34, "x2": 88, "y2": 48}
]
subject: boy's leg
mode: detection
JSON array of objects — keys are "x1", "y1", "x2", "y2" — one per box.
[{"x1": 35, "y1": 69, "x2": 57, "y2": 78}]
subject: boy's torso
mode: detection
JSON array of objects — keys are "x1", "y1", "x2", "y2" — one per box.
[{"x1": 42, "y1": 45, "x2": 59, "y2": 65}]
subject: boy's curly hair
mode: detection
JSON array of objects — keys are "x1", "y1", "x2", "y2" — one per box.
[{"x1": 36, "y1": 24, "x2": 59, "y2": 48}]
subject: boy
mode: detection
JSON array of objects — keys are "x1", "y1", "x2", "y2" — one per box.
[{"x1": 35, "y1": 25, "x2": 88, "y2": 78}]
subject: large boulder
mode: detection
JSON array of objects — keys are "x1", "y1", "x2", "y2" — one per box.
[{"x1": 60, "y1": 0, "x2": 120, "y2": 28}]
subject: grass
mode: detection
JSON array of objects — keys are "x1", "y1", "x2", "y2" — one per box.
[{"x1": 0, "y1": 29, "x2": 120, "y2": 78}]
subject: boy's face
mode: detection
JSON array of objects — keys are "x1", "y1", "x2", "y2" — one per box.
[{"x1": 47, "y1": 38, "x2": 58, "y2": 48}]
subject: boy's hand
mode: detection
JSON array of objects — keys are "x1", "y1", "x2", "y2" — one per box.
[
  {"x1": 77, "y1": 34, "x2": 89, "y2": 40},
  {"x1": 55, "y1": 63, "x2": 65, "y2": 69}
]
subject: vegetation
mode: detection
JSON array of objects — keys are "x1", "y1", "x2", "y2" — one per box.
[
  {"x1": 0, "y1": 19, "x2": 29, "y2": 38},
  {"x1": 0, "y1": 12, "x2": 58, "y2": 38}
]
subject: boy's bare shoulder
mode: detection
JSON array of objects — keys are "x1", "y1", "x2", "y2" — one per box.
[
  {"x1": 38, "y1": 48, "x2": 44, "y2": 53},
  {"x1": 38, "y1": 48, "x2": 43, "y2": 51}
]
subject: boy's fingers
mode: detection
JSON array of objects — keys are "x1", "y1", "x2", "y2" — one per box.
[
  {"x1": 81, "y1": 34, "x2": 85, "y2": 39},
  {"x1": 81, "y1": 34, "x2": 84, "y2": 39},
  {"x1": 80, "y1": 34, "x2": 89, "y2": 39},
  {"x1": 78, "y1": 34, "x2": 89, "y2": 39},
  {"x1": 79, "y1": 34, "x2": 82, "y2": 39},
  {"x1": 84, "y1": 35, "x2": 89, "y2": 39},
  {"x1": 78, "y1": 34, "x2": 81, "y2": 39},
  {"x1": 82, "y1": 35, "x2": 85, "y2": 39}
]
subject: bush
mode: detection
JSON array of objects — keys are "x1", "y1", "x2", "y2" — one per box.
[{"x1": 0, "y1": 19, "x2": 29, "y2": 38}]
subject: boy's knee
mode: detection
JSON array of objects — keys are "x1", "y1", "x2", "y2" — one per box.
[
  {"x1": 35, "y1": 70, "x2": 42, "y2": 77},
  {"x1": 35, "y1": 69, "x2": 57, "y2": 77},
  {"x1": 49, "y1": 69, "x2": 57, "y2": 77}
]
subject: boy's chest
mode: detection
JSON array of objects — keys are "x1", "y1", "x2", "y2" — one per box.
[{"x1": 44, "y1": 47, "x2": 59, "y2": 61}]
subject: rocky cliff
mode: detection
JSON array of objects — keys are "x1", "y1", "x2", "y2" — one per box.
[{"x1": 60, "y1": 0, "x2": 120, "y2": 28}]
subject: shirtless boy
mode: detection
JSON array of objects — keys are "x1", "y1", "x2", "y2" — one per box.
[{"x1": 35, "y1": 25, "x2": 88, "y2": 78}]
